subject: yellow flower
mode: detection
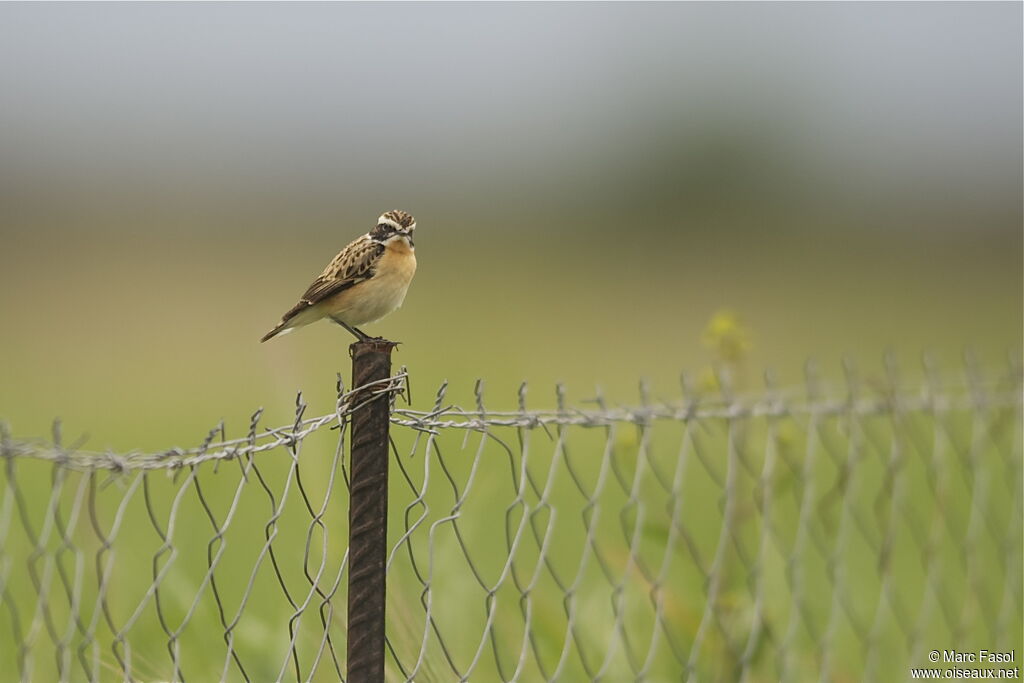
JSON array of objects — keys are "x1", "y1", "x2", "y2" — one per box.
[{"x1": 702, "y1": 309, "x2": 753, "y2": 364}]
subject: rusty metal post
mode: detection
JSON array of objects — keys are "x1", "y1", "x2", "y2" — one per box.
[{"x1": 347, "y1": 339, "x2": 396, "y2": 683}]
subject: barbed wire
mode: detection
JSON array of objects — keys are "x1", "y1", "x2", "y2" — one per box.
[
  {"x1": 7, "y1": 357, "x2": 1019, "y2": 472},
  {"x1": 0, "y1": 358, "x2": 1020, "y2": 681},
  {"x1": 0, "y1": 371, "x2": 410, "y2": 472}
]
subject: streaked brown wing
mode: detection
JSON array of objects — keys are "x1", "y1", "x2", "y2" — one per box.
[{"x1": 279, "y1": 237, "x2": 384, "y2": 322}]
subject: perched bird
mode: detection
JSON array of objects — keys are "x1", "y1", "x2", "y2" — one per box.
[{"x1": 260, "y1": 210, "x2": 417, "y2": 343}]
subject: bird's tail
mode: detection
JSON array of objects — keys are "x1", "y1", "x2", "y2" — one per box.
[
  {"x1": 260, "y1": 322, "x2": 293, "y2": 343},
  {"x1": 261, "y1": 303, "x2": 323, "y2": 342}
]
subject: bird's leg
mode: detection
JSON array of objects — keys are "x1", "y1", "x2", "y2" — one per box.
[{"x1": 331, "y1": 317, "x2": 370, "y2": 342}]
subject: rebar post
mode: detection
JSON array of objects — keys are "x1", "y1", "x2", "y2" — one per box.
[{"x1": 347, "y1": 339, "x2": 396, "y2": 683}]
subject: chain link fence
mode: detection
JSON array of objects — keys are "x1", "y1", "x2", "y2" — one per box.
[{"x1": 1, "y1": 357, "x2": 1021, "y2": 681}]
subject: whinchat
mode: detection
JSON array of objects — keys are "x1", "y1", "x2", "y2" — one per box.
[{"x1": 260, "y1": 210, "x2": 417, "y2": 343}]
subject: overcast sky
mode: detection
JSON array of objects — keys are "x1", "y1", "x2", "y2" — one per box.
[{"x1": 1, "y1": 2, "x2": 1020, "y2": 228}]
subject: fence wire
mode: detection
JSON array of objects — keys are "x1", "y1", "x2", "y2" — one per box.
[{"x1": 1, "y1": 358, "x2": 1021, "y2": 682}]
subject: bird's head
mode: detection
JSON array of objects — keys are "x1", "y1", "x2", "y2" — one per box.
[{"x1": 371, "y1": 210, "x2": 416, "y2": 245}]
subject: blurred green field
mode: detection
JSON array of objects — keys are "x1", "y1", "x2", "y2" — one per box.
[
  {"x1": 1, "y1": 212, "x2": 1019, "y2": 451},
  {"x1": 1, "y1": 211, "x2": 1020, "y2": 681}
]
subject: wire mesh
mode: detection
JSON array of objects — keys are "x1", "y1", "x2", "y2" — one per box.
[{"x1": 1, "y1": 357, "x2": 1020, "y2": 682}]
